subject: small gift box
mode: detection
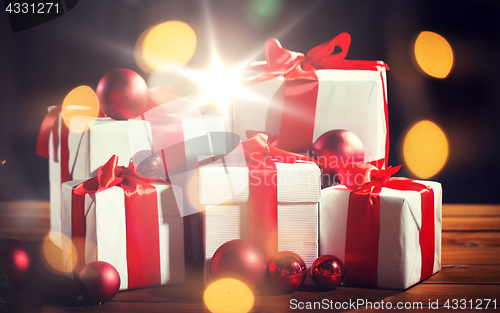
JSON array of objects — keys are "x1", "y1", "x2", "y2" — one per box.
[
  {"x1": 60, "y1": 155, "x2": 185, "y2": 290},
  {"x1": 233, "y1": 33, "x2": 389, "y2": 168},
  {"x1": 37, "y1": 106, "x2": 153, "y2": 249},
  {"x1": 199, "y1": 132, "x2": 321, "y2": 285},
  {"x1": 319, "y1": 163, "x2": 442, "y2": 290}
]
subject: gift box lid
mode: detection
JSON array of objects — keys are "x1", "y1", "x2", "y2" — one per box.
[{"x1": 199, "y1": 161, "x2": 321, "y2": 204}]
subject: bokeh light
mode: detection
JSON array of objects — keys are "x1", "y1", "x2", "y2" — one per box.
[
  {"x1": 137, "y1": 21, "x2": 197, "y2": 72},
  {"x1": 243, "y1": 0, "x2": 284, "y2": 29},
  {"x1": 414, "y1": 31, "x2": 453, "y2": 79},
  {"x1": 403, "y1": 120, "x2": 448, "y2": 179},
  {"x1": 204, "y1": 278, "x2": 254, "y2": 313},
  {"x1": 41, "y1": 232, "x2": 77, "y2": 274},
  {"x1": 61, "y1": 85, "x2": 100, "y2": 133}
]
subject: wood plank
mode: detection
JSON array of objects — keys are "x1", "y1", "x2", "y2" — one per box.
[
  {"x1": 443, "y1": 246, "x2": 500, "y2": 265},
  {"x1": 443, "y1": 217, "x2": 500, "y2": 231},
  {"x1": 424, "y1": 265, "x2": 500, "y2": 284},
  {"x1": 384, "y1": 284, "x2": 500, "y2": 302},
  {"x1": 443, "y1": 204, "x2": 500, "y2": 216},
  {"x1": 441, "y1": 232, "x2": 500, "y2": 265},
  {"x1": 443, "y1": 232, "x2": 500, "y2": 247}
]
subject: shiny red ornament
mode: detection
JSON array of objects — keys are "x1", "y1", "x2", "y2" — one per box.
[
  {"x1": 311, "y1": 255, "x2": 344, "y2": 290},
  {"x1": 313, "y1": 129, "x2": 364, "y2": 186},
  {"x1": 210, "y1": 240, "x2": 267, "y2": 288},
  {"x1": 129, "y1": 150, "x2": 165, "y2": 182},
  {"x1": 96, "y1": 68, "x2": 148, "y2": 120},
  {"x1": 78, "y1": 261, "x2": 120, "y2": 304},
  {"x1": 267, "y1": 251, "x2": 307, "y2": 292},
  {"x1": 0, "y1": 239, "x2": 30, "y2": 285}
]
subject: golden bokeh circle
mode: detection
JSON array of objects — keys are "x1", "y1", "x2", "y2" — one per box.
[
  {"x1": 140, "y1": 21, "x2": 197, "y2": 72},
  {"x1": 204, "y1": 278, "x2": 254, "y2": 313},
  {"x1": 414, "y1": 31, "x2": 453, "y2": 79},
  {"x1": 403, "y1": 120, "x2": 448, "y2": 179}
]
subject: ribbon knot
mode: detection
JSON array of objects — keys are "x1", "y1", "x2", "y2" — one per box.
[
  {"x1": 339, "y1": 162, "x2": 402, "y2": 192},
  {"x1": 251, "y1": 33, "x2": 388, "y2": 83},
  {"x1": 238, "y1": 130, "x2": 317, "y2": 169}
]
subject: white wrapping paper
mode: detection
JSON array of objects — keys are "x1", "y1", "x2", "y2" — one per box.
[
  {"x1": 319, "y1": 180, "x2": 442, "y2": 289},
  {"x1": 48, "y1": 113, "x2": 152, "y2": 248},
  {"x1": 60, "y1": 180, "x2": 185, "y2": 290},
  {"x1": 199, "y1": 161, "x2": 321, "y2": 285},
  {"x1": 233, "y1": 66, "x2": 388, "y2": 163}
]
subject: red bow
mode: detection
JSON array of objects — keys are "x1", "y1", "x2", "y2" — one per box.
[
  {"x1": 250, "y1": 33, "x2": 389, "y2": 83},
  {"x1": 238, "y1": 130, "x2": 317, "y2": 169},
  {"x1": 339, "y1": 162, "x2": 402, "y2": 192}
]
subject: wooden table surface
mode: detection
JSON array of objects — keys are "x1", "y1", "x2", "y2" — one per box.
[{"x1": 0, "y1": 202, "x2": 499, "y2": 312}]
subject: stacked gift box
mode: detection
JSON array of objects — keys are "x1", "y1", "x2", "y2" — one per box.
[{"x1": 37, "y1": 32, "x2": 442, "y2": 293}]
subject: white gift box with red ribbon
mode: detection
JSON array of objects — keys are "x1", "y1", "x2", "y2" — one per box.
[
  {"x1": 46, "y1": 110, "x2": 152, "y2": 249},
  {"x1": 199, "y1": 155, "x2": 321, "y2": 285},
  {"x1": 233, "y1": 34, "x2": 389, "y2": 168},
  {"x1": 40, "y1": 103, "x2": 226, "y2": 251},
  {"x1": 61, "y1": 176, "x2": 185, "y2": 290},
  {"x1": 320, "y1": 179, "x2": 442, "y2": 290}
]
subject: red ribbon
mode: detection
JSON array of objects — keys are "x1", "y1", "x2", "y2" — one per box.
[
  {"x1": 71, "y1": 155, "x2": 162, "y2": 289},
  {"x1": 36, "y1": 105, "x2": 71, "y2": 183},
  {"x1": 237, "y1": 131, "x2": 316, "y2": 260},
  {"x1": 339, "y1": 162, "x2": 435, "y2": 287},
  {"x1": 249, "y1": 33, "x2": 389, "y2": 166}
]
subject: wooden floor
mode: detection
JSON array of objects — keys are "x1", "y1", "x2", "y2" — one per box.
[{"x1": 0, "y1": 202, "x2": 499, "y2": 312}]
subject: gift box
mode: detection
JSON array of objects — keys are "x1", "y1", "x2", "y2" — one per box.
[
  {"x1": 232, "y1": 33, "x2": 389, "y2": 168},
  {"x1": 38, "y1": 101, "x2": 227, "y2": 253},
  {"x1": 198, "y1": 132, "x2": 321, "y2": 285},
  {"x1": 319, "y1": 164, "x2": 442, "y2": 290},
  {"x1": 60, "y1": 156, "x2": 185, "y2": 290},
  {"x1": 37, "y1": 106, "x2": 153, "y2": 248}
]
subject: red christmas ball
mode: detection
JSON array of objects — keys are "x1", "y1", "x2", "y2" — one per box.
[
  {"x1": 0, "y1": 239, "x2": 30, "y2": 285},
  {"x1": 78, "y1": 261, "x2": 120, "y2": 304},
  {"x1": 96, "y1": 68, "x2": 148, "y2": 120},
  {"x1": 267, "y1": 251, "x2": 307, "y2": 292},
  {"x1": 311, "y1": 255, "x2": 344, "y2": 290},
  {"x1": 210, "y1": 240, "x2": 267, "y2": 288},
  {"x1": 313, "y1": 130, "x2": 364, "y2": 186},
  {"x1": 129, "y1": 150, "x2": 165, "y2": 182}
]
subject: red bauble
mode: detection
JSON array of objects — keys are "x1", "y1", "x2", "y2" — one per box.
[
  {"x1": 267, "y1": 251, "x2": 307, "y2": 292},
  {"x1": 129, "y1": 150, "x2": 165, "y2": 182},
  {"x1": 78, "y1": 261, "x2": 120, "y2": 304},
  {"x1": 311, "y1": 255, "x2": 344, "y2": 290},
  {"x1": 96, "y1": 68, "x2": 148, "y2": 120},
  {"x1": 313, "y1": 130, "x2": 364, "y2": 186},
  {"x1": 210, "y1": 240, "x2": 267, "y2": 288},
  {"x1": 0, "y1": 239, "x2": 30, "y2": 285}
]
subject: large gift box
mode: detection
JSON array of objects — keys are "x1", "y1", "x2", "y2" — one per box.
[
  {"x1": 198, "y1": 132, "x2": 321, "y2": 284},
  {"x1": 319, "y1": 163, "x2": 442, "y2": 290},
  {"x1": 60, "y1": 156, "x2": 185, "y2": 290},
  {"x1": 38, "y1": 99, "x2": 227, "y2": 253},
  {"x1": 233, "y1": 33, "x2": 389, "y2": 167}
]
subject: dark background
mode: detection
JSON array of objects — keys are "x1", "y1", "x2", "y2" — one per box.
[{"x1": 0, "y1": 0, "x2": 499, "y2": 203}]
